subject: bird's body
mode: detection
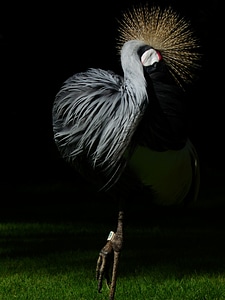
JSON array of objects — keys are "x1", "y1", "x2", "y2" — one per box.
[
  {"x1": 129, "y1": 141, "x2": 198, "y2": 206},
  {"x1": 52, "y1": 5, "x2": 201, "y2": 300},
  {"x1": 53, "y1": 42, "x2": 199, "y2": 203}
]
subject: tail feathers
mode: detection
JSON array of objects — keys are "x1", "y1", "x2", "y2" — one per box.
[{"x1": 182, "y1": 139, "x2": 200, "y2": 206}]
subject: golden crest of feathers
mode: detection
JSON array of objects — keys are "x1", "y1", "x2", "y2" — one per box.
[{"x1": 117, "y1": 4, "x2": 202, "y2": 88}]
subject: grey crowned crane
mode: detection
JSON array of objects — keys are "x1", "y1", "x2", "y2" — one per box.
[{"x1": 52, "y1": 4, "x2": 201, "y2": 300}]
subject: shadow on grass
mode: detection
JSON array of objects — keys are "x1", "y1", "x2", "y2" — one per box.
[
  {"x1": 1, "y1": 207, "x2": 225, "y2": 279},
  {"x1": 0, "y1": 168, "x2": 225, "y2": 280}
]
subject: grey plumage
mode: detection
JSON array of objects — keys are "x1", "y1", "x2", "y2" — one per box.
[{"x1": 53, "y1": 40, "x2": 151, "y2": 187}]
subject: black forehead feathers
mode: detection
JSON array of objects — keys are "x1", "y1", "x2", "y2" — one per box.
[{"x1": 137, "y1": 44, "x2": 152, "y2": 59}]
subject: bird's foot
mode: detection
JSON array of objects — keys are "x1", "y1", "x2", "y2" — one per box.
[
  {"x1": 96, "y1": 236, "x2": 114, "y2": 292},
  {"x1": 96, "y1": 211, "x2": 124, "y2": 300}
]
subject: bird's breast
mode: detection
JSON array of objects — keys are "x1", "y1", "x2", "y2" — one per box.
[{"x1": 128, "y1": 144, "x2": 193, "y2": 206}]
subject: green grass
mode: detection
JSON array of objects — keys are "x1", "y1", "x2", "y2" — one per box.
[
  {"x1": 1, "y1": 216, "x2": 225, "y2": 300},
  {"x1": 0, "y1": 169, "x2": 225, "y2": 299}
]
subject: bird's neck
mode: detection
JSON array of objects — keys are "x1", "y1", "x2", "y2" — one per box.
[
  {"x1": 124, "y1": 70, "x2": 148, "y2": 109},
  {"x1": 137, "y1": 67, "x2": 189, "y2": 151},
  {"x1": 122, "y1": 50, "x2": 149, "y2": 108}
]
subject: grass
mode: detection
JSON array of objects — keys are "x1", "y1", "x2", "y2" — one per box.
[
  {"x1": 0, "y1": 168, "x2": 225, "y2": 299},
  {"x1": 1, "y1": 221, "x2": 225, "y2": 300}
]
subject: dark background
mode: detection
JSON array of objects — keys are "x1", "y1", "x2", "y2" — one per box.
[{"x1": 1, "y1": 0, "x2": 224, "y2": 210}]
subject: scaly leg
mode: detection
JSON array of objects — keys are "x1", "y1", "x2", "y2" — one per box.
[{"x1": 96, "y1": 211, "x2": 124, "y2": 300}]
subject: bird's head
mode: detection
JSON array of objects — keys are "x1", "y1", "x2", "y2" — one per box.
[
  {"x1": 120, "y1": 40, "x2": 162, "y2": 78},
  {"x1": 120, "y1": 39, "x2": 166, "y2": 97},
  {"x1": 138, "y1": 44, "x2": 170, "y2": 80},
  {"x1": 138, "y1": 44, "x2": 162, "y2": 68}
]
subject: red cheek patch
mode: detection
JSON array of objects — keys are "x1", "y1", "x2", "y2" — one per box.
[{"x1": 157, "y1": 51, "x2": 162, "y2": 61}]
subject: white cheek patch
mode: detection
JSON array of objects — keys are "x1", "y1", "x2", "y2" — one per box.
[{"x1": 141, "y1": 48, "x2": 160, "y2": 66}]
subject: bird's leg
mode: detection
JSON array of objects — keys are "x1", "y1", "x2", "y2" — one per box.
[
  {"x1": 96, "y1": 210, "x2": 124, "y2": 300},
  {"x1": 96, "y1": 240, "x2": 113, "y2": 292},
  {"x1": 109, "y1": 210, "x2": 124, "y2": 300}
]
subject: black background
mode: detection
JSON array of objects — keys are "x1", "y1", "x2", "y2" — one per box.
[{"x1": 1, "y1": 0, "x2": 224, "y2": 196}]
